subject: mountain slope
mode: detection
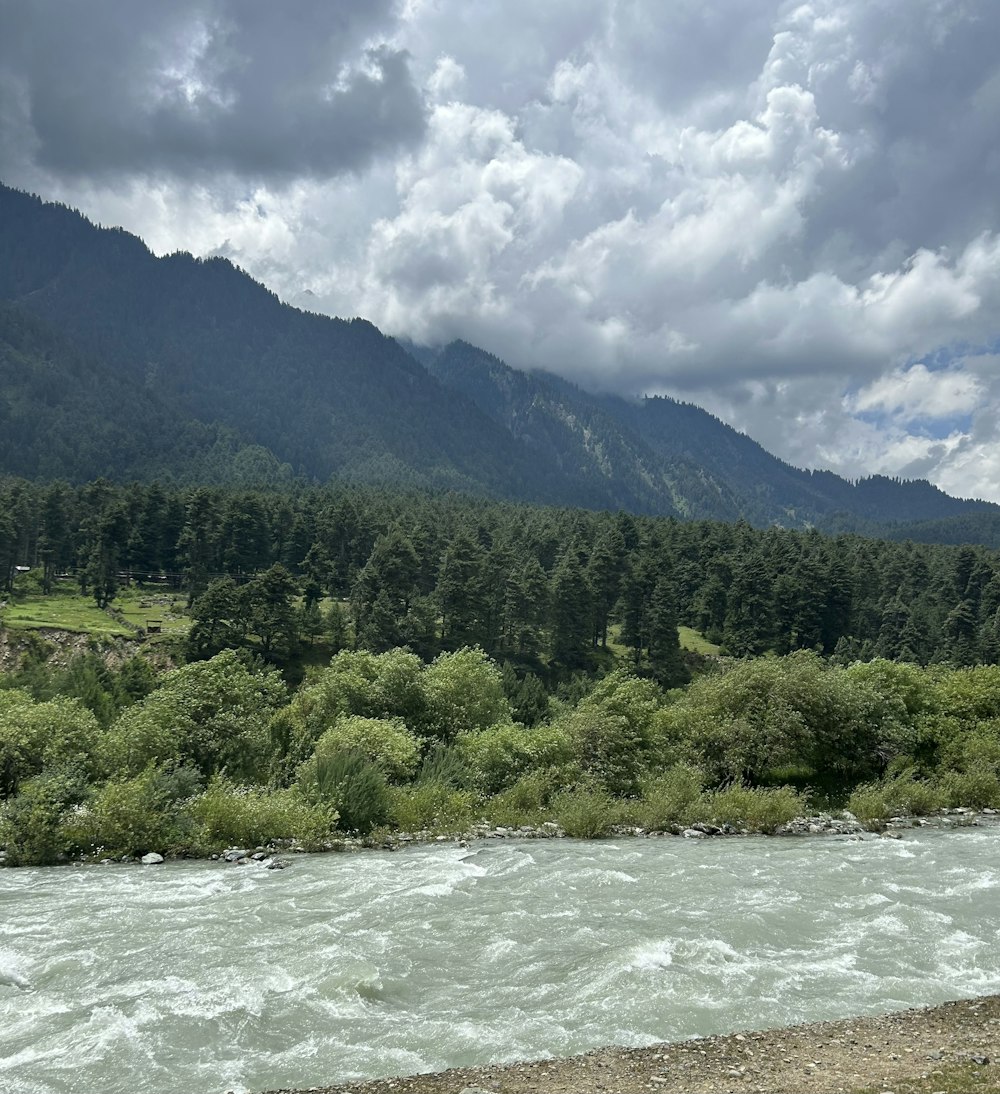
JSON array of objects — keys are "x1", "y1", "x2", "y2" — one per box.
[
  {"x1": 0, "y1": 181, "x2": 994, "y2": 532},
  {"x1": 419, "y1": 339, "x2": 996, "y2": 527},
  {"x1": 0, "y1": 185, "x2": 566, "y2": 501}
]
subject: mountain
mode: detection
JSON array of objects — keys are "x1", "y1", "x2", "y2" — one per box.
[
  {"x1": 0, "y1": 184, "x2": 571, "y2": 503},
  {"x1": 0, "y1": 181, "x2": 995, "y2": 533},
  {"x1": 418, "y1": 339, "x2": 994, "y2": 528}
]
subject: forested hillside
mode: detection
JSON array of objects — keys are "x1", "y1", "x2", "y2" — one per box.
[
  {"x1": 1, "y1": 182, "x2": 995, "y2": 536},
  {"x1": 3, "y1": 478, "x2": 999, "y2": 674}
]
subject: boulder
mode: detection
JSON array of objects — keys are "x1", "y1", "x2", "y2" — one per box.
[{"x1": 140, "y1": 852, "x2": 164, "y2": 865}]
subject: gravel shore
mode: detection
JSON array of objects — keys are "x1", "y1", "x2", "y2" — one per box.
[{"x1": 262, "y1": 995, "x2": 1000, "y2": 1094}]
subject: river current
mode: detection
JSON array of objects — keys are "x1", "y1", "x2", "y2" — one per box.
[{"x1": 2, "y1": 827, "x2": 999, "y2": 1094}]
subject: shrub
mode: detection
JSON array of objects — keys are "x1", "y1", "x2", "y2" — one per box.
[
  {"x1": 422, "y1": 648, "x2": 511, "y2": 740},
  {"x1": 0, "y1": 766, "x2": 88, "y2": 866},
  {"x1": 415, "y1": 743, "x2": 471, "y2": 789},
  {"x1": 937, "y1": 769, "x2": 1000, "y2": 810},
  {"x1": 389, "y1": 782, "x2": 476, "y2": 834},
  {"x1": 566, "y1": 672, "x2": 664, "y2": 795},
  {"x1": 483, "y1": 767, "x2": 574, "y2": 829},
  {"x1": 102, "y1": 651, "x2": 285, "y2": 781},
  {"x1": 63, "y1": 766, "x2": 188, "y2": 857},
  {"x1": 667, "y1": 653, "x2": 886, "y2": 787},
  {"x1": 636, "y1": 765, "x2": 706, "y2": 831},
  {"x1": 847, "y1": 773, "x2": 946, "y2": 824},
  {"x1": 700, "y1": 783, "x2": 805, "y2": 833},
  {"x1": 0, "y1": 691, "x2": 102, "y2": 799},
  {"x1": 301, "y1": 715, "x2": 421, "y2": 783},
  {"x1": 457, "y1": 721, "x2": 573, "y2": 794},
  {"x1": 298, "y1": 749, "x2": 391, "y2": 835},
  {"x1": 189, "y1": 777, "x2": 335, "y2": 851},
  {"x1": 551, "y1": 787, "x2": 616, "y2": 839}
]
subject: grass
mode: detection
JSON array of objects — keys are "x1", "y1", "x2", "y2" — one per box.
[
  {"x1": 113, "y1": 589, "x2": 190, "y2": 635},
  {"x1": 606, "y1": 622, "x2": 721, "y2": 658},
  {"x1": 0, "y1": 585, "x2": 190, "y2": 639},
  {"x1": 851, "y1": 1063, "x2": 995, "y2": 1094},
  {"x1": 1, "y1": 592, "x2": 134, "y2": 637},
  {"x1": 678, "y1": 625, "x2": 721, "y2": 655}
]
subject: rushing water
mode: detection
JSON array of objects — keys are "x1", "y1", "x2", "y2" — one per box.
[{"x1": 2, "y1": 827, "x2": 1000, "y2": 1094}]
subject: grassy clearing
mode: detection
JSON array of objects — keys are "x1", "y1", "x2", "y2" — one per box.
[
  {"x1": 1, "y1": 593, "x2": 133, "y2": 637},
  {"x1": 607, "y1": 622, "x2": 720, "y2": 657},
  {"x1": 678, "y1": 625, "x2": 721, "y2": 655},
  {"x1": 0, "y1": 586, "x2": 190, "y2": 639},
  {"x1": 113, "y1": 589, "x2": 189, "y2": 635}
]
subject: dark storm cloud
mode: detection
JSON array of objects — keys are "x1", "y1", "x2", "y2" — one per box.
[{"x1": 0, "y1": 0, "x2": 425, "y2": 180}]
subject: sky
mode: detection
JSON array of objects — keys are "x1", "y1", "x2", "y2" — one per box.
[{"x1": 2, "y1": 0, "x2": 1000, "y2": 500}]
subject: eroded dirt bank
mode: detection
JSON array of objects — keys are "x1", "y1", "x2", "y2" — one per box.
[{"x1": 263, "y1": 995, "x2": 1000, "y2": 1094}]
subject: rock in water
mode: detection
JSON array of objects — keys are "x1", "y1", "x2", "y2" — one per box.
[{"x1": 140, "y1": 852, "x2": 164, "y2": 865}]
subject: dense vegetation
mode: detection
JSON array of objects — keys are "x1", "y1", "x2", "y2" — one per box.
[
  {"x1": 2, "y1": 644, "x2": 998, "y2": 867},
  {"x1": 3, "y1": 186, "x2": 1000, "y2": 866},
  {"x1": 4, "y1": 478, "x2": 1000, "y2": 671},
  {"x1": 2, "y1": 181, "x2": 997, "y2": 538},
  {"x1": 3, "y1": 480, "x2": 1000, "y2": 866}
]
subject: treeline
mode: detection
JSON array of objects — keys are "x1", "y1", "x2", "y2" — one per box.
[
  {"x1": 3, "y1": 478, "x2": 1000, "y2": 673},
  {"x1": 2, "y1": 647, "x2": 998, "y2": 866}
]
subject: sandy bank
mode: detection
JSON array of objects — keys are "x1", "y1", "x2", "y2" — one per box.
[{"x1": 262, "y1": 995, "x2": 1000, "y2": 1094}]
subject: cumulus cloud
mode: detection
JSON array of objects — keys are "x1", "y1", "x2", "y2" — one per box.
[
  {"x1": 2, "y1": 0, "x2": 1000, "y2": 499},
  {"x1": 850, "y1": 364, "x2": 983, "y2": 422}
]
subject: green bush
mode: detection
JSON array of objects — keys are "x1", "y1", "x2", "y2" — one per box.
[
  {"x1": 937, "y1": 769, "x2": 1000, "y2": 810},
  {"x1": 422, "y1": 647, "x2": 512, "y2": 740},
  {"x1": 389, "y1": 782, "x2": 476, "y2": 834},
  {"x1": 551, "y1": 787, "x2": 617, "y2": 839},
  {"x1": 636, "y1": 765, "x2": 706, "y2": 830},
  {"x1": 0, "y1": 690, "x2": 102, "y2": 799},
  {"x1": 665, "y1": 653, "x2": 887, "y2": 787},
  {"x1": 298, "y1": 749, "x2": 391, "y2": 835},
  {"x1": 457, "y1": 721, "x2": 573, "y2": 794},
  {"x1": 102, "y1": 651, "x2": 285, "y2": 781},
  {"x1": 483, "y1": 768, "x2": 572, "y2": 829},
  {"x1": 189, "y1": 777, "x2": 335, "y2": 850},
  {"x1": 701, "y1": 783, "x2": 806, "y2": 833},
  {"x1": 566, "y1": 672, "x2": 664, "y2": 795},
  {"x1": 847, "y1": 773, "x2": 946, "y2": 824},
  {"x1": 415, "y1": 743, "x2": 471, "y2": 788},
  {"x1": 300, "y1": 715, "x2": 421, "y2": 783},
  {"x1": 0, "y1": 766, "x2": 88, "y2": 866},
  {"x1": 270, "y1": 649, "x2": 428, "y2": 777},
  {"x1": 63, "y1": 765, "x2": 189, "y2": 857}
]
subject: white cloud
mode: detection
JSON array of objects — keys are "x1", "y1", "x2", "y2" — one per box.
[{"x1": 850, "y1": 364, "x2": 983, "y2": 421}]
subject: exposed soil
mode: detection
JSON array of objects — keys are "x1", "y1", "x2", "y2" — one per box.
[{"x1": 263, "y1": 995, "x2": 1000, "y2": 1094}]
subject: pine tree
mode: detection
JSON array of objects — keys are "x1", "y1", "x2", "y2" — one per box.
[{"x1": 646, "y1": 577, "x2": 687, "y2": 688}]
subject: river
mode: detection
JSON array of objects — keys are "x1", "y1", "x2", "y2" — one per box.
[{"x1": 2, "y1": 826, "x2": 999, "y2": 1094}]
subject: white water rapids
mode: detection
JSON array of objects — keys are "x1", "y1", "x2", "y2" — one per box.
[{"x1": 2, "y1": 827, "x2": 999, "y2": 1094}]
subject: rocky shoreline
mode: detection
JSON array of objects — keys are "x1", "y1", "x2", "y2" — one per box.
[
  {"x1": 260, "y1": 995, "x2": 1000, "y2": 1094},
  {"x1": 5, "y1": 806, "x2": 996, "y2": 869}
]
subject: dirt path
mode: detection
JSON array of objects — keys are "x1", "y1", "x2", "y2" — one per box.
[{"x1": 263, "y1": 995, "x2": 1000, "y2": 1094}]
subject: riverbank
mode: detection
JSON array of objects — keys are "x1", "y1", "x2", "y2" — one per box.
[
  {"x1": 5, "y1": 805, "x2": 993, "y2": 868},
  {"x1": 262, "y1": 995, "x2": 1000, "y2": 1094}
]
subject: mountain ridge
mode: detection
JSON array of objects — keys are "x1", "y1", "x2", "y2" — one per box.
[{"x1": 0, "y1": 181, "x2": 993, "y2": 535}]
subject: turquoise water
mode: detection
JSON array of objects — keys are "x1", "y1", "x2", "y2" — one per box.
[{"x1": 2, "y1": 827, "x2": 999, "y2": 1094}]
